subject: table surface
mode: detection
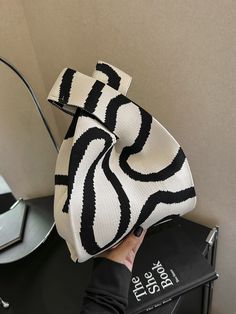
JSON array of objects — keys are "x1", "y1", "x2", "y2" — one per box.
[
  {"x1": 0, "y1": 195, "x2": 54, "y2": 264},
  {"x1": 0, "y1": 216, "x2": 215, "y2": 314}
]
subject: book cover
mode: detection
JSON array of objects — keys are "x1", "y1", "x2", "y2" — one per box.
[
  {"x1": 126, "y1": 219, "x2": 218, "y2": 314},
  {"x1": 0, "y1": 199, "x2": 28, "y2": 251}
]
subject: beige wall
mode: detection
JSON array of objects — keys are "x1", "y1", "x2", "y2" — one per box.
[
  {"x1": 0, "y1": 0, "x2": 61, "y2": 199},
  {"x1": 1, "y1": 0, "x2": 236, "y2": 312}
]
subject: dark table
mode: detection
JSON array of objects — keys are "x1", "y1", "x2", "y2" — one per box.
[
  {"x1": 0, "y1": 196, "x2": 54, "y2": 264},
  {"x1": 0, "y1": 214, "x2": 218, "y2": 314}
]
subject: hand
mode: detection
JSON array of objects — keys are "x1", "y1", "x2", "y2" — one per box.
[{"x1": 95, "y1": 226, "x2": 147, "y2": 272}]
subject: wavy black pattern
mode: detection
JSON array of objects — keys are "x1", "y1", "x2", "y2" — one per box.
[
  {"x1": 59, "y1": 68, "x2": 76, "y2": 104},
  {"x1": 61, "y1": 127, "x2": 112, "y2": 213},
  {"x1": 80, "y1": 128, "x2": 113, "y2": 254},
  {"x1": 96, "y1": 63, "x2": 121, "y2": 91},
  {"x1": 80, "y1": 136, "x2": 131, "y2": 255},
  {"x1": 135, "y1": 187, "x2": 196, "y2": 227},
  {"x1": 119, "y1": 106, "x2": 186, "y2": 181},
  {"x1": 84, "y1": 80, "x2": 105, "y2": 114},
  {"x1": 101, "y1": 149, "x2": 131, "y2": 249},
  {"x1": 55, "y1": 174, "x2": 68, "y2": 185},
  {"x1": 120, "y1": 145, "x2": 186, "y2": 182},
  {"x1": 103, "y1": 94, "x2": 186, "y2": 182},
  {"x1": 119, "y1": 107, "x2": 152, "y2": 179},
  {"x1": 50, "y1": 65, "x2": 197, "y2": 260},
  {"x1": 62, "y1": 124, "x2": 131, "y2": 255},
  {"x1": 64, "y1": 107, "x2": 82, "y2": 139},
  {"x1": 104, "y1": 94, "x2": 131, "y2": 132}
]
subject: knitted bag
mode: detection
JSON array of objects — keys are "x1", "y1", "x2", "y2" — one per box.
[{"x1": 47, "y1": 61, "x2": 197, "y2": 263}]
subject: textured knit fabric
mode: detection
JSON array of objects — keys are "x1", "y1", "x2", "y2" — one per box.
[
  {"x1": 47, "y1": 61, "x2": 197, "y2": 263},
  {"x1": 80, "y1": 257, "x2": 131, "y2": 314}
]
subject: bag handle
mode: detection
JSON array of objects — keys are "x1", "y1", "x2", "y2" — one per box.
[{"x1": 47, "y1": 61, "x2": 132, "y2": 117}]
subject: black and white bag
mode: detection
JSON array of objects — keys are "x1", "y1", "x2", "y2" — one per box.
[{"x1": 47, "y1": 61, "x2": 197, "y2": 262}]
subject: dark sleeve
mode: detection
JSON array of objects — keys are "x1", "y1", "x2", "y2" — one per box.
[{"x1": 80, "y1": 257, "x2": 132, "y2": 314}]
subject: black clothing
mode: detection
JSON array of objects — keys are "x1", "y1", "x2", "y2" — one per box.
[{"x1": 80, "y1": 257, "x2": 132, "y2": 313}]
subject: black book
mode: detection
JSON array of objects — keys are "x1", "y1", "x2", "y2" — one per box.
[
  {"x1": 126, "y1": 219, "x2": 219, "y2": 314},
  {"x1": 0, "y1": 199, "x2": 28, "y2": 251}
]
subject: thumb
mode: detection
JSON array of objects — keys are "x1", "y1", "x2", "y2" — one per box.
[{"x1": 113, "y1": 226, "x2": 146, "y2": 259}]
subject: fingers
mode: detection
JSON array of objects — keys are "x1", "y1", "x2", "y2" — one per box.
[
  {"x1": 94, "y1": 226, "x2": 147, "y2": 263},
  {"x1": 112, "y1": 226, "x2": 147, "y2": 260},
  {"x1": 131, "y1": 228, "x2": 147, "y2": 255},
  {"x1": 126, "y1": 227, "x2": 147, "y2": 255}
]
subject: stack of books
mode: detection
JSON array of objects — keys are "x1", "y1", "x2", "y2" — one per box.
[{"x1": 126, "y1": 216, "x2": 219, "y2": 314}]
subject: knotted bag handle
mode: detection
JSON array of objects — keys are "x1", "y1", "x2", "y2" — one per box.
[{"x1": 47, "y1": 61, "x2": 132, "y2": 121}]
